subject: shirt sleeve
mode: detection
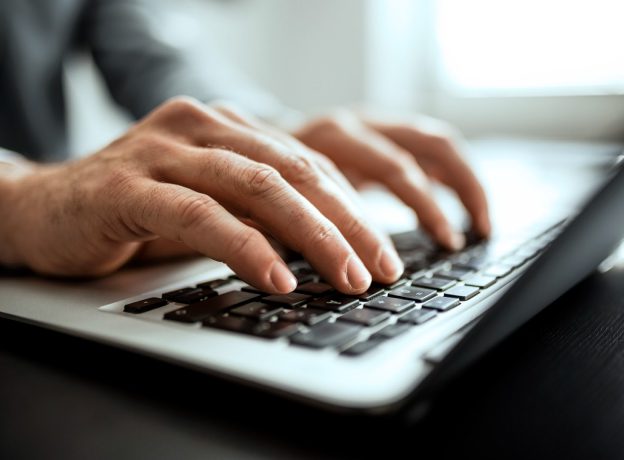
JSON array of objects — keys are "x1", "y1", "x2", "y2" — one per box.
[
  {"x1": 0, "y1": 147, "x2": 26, "y2": 164},
  {"x1": 82, "y1": 0, "x2": 290, "y2": 121}
]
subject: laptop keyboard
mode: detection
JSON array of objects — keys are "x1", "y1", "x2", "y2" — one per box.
[{"x1": 121, "y1": 223, "x2": 564, "y2": 357}]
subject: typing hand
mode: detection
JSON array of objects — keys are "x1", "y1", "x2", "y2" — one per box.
[
  {"x1": 294, "y1": 110, "x2": 491, "y2": 250},
  {"x1": 2, "y1": 98, "x2": 404, "y2": 294}
]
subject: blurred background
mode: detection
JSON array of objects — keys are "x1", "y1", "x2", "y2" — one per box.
[{"x1": 65, "y1": 0, "x2": 624, "y2": 156}]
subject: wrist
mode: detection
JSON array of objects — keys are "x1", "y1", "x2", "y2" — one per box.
[{"x1": 0, "y1": 161, "x2": 43, "y2": 267}]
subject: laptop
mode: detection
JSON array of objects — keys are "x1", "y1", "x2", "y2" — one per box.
[{"x1": 1, "y1": 142, "x2": 623, "y2": 414}]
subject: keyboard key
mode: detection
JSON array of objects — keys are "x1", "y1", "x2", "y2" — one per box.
[
  {"x1": 365, "y1": 296, "x2": 415, "y2": 313},
  {"x1": 230, "y1": 302, "x2": 283, "y2": 321},
  {"x1": 196, "y1": 279, "x2": 230, "y2": 290},
  {"x1": 464, "y1": 275, "x2": 496, "y2": 289},
  {"x1": 263, "y1": 292, "x2": 311, "y2": 307},
  {"x1": 295, "y1": 282, "x2": 334, "y2": 296},
  {"x1": 279, "y1": 308, "x2": 332, "y2": 326},
  {"x1": 202, "y1": 315, "x2": 255, "y2": 334},
  {"x1": 338, "y1": 308, "x2": 391, "y2": 327},
  {"x1": 444, "y1": 285, "x2": 480, "y2": 301},
  {"x1": 388, "y1": 286, "x2": 437, "y2": 302},
  {"x1": 308, "y1": 296, "x2": 359, "y2": 313},
  {"x1": 164, "y1": 291, "x2": 259, "y2": 323},
  {"x1": 251, "y1": 321, "x2": 300, "y2": 339},
  {"x1": 422, "y1": 296, "x2": 460, "y2": 311},
  {"x1": 171, "y1": 288, "x2": 217, "y2": 304},
  {"x1": 292, "y1": 266, "x2": 317, "y2": 284},
  {"x1": 124, "y1": 297, "x2": 168, "y2": 314},
  {"x1": 241, "y1": 286, "x2": 269, "y2": 295},
  {"x1": 290, "y1": 322, "x2": 362, "y2": 348},
  {"x1": 503, "y1": 254, "x2": 527, "y2": 268},
  {"x1": 341, "y1": 338, "x2": 384, "y2": 356},
  {"x1": 484, "y1": 264, "x2": 513, "y2": 278},
  {"x1": 352, "y1": 285, "x2": 385, "y2": 301},
  {"x1": 411, "y1": 277, "x2": 456, "y2": 291},
  {"x1": 373, "y1": 323, "x2": 411, "y2": 339},
  {"x1": 435, "y1": 266, "x2": 474, "y2": 280},
  {"x1": 399, "y1": 309, "x2": 438, "y2": 325},
  {"x1": 162, "y1": 287, "x2": 194, "y2": 301},
  {"x1": 386, "y1": 278, "x2": 410, "y2": 289}
]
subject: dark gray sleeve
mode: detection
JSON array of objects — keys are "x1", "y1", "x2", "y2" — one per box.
[{"x1": 83, "y1": 0, "x2": 282, "y2": 119}]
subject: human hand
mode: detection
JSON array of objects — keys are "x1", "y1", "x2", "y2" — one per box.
[
  {"x1": 1, "y1": 98, "x2": 404, "y2": 294},
  {"x1": 293, "y1": 110, "x2": 491, "y2": 250}
]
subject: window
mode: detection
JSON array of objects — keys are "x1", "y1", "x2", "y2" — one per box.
[
  {"x1": 366, "y1": 0, "x2": 624, "y2": 141},
  {"x1": 435, "y1": 0, "x2": 624, "y2": 95}
]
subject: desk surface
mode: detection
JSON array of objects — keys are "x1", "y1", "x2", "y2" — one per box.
[{"x1": 2, "y1": 264, "x2": 624, "y2": 459}]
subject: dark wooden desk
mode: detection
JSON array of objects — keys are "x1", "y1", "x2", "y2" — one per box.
[{"x1": 2, "y1": 265, "x2": 624, "y2": 459}]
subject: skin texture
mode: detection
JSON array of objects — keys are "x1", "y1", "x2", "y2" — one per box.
[{"x1": 0, "y1": 98, "x2": 490, "y2": 294}]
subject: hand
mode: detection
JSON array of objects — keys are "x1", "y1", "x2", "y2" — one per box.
[
  {"x1": 293, "y1": 110, "x2": 491, "y2": 250},
  {"x1": 1, "y1": 98, "x2": 404, "y2": 294}
]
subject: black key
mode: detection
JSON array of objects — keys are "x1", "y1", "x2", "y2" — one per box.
[
  {"x1": 422, "y1": 296, "x2": 460, "y2": 311},
  {"x1": 453, "y1": 256, "x2": 489, "y2": 271},
  {"x1": 444, "y1": 285, "x2": 480, "y2": 301},
  {"x1": 373, "y1": 323, "x2": 411, "y2": 339},
  {"x1": 124, "y1": 297, "x2": 168, "y2": 314},
  {"x1": 295, "y1": 282, "x2": 334, "y2": 296},
  {"x1": 162, "y1": 287, "x2": 194, "y2": 301},
  {"x1": 352, "y1": 285, "x2": 385, "y2": 301},
  {"x1": 252, "y1": 321, "x2": 300, "y2": 339},
  {"x1": 385, "y1": 278, "x2": 409, "y2": 289},
  {"x1": 290, "y1": 322, "x2": 361, "y2": 349},
  {"x1": 365, "y1": 296, "x2": 415, "y2": 313},
  {"x1": 171, "y1": 288, "x2": 217, "y2": 304},
  {"x1": 435, "y1": 266, "x2": 474, "y2": 280},
  {"x1": 308, "y1": 296, "x2": 359, "y2": 313},
  {"x1": 196, "y1": 278, "x2": 230, "y2": 290},
  {"x1": 338, "y1": 308, "x2": 391, "y2": 327},
  {"x1": 230, "y1": 302, "x2": 282, "y2": 321},
  {"x1": 263, "y1": 292, "x2": 311, "y2": 307},
  {"x1": 164, "y1": 291, "x2": 259, "y2": 323},
  {"x1": 203, "y1": 315, "x2": 255, "y2": 333},
  {"x1": 341, "y1": 339, "x2": 384, "y2": 357},
  {"x1": 464, "y1": 274, "x2": 496, "y2": 289},
  {"x1": 279, "y1": 308, "x2": 331, "y2": 326},
  {"x1": 292, "y1": 266, "x2": 317, "y2": 284},
  {"x1": 388, "y1": 286, "x2": 437, "y2": 303},
  {"x1": 241, "y1": 286, "x2": 269, "y2": 295},
  {"x1": 484, "y1": 264, "x2": 513, "y2": 278},
  {"x1": 399, "y1": 309, "x2": 438, "y2": 325},
  {"x1": 411, "y1": 277, "x2": 456, "y2": 291}
]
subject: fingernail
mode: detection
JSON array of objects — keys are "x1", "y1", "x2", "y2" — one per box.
[
  {"x1": 270, "y1": 262, "x2": 297, "y2": 293},
  {"x1": 378, "y1": 247, "x2": 403, "y2": 279},
  {"x1": 346, "y1": 255, "x2": 372, "y2": 291},
  {"x1": 448, "y1": 232, "x2": 465, "y2": 251}
]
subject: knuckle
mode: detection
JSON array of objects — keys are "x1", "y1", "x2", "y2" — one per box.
[
  {"x1": 161, "y1": 96, "x2": 219, "y2": 127},
  {"x1": 306, "y1": 222, "x2": 338, "y2": 250},
  {"x1": 244, "y1": 165, "x2": 283, "y2": 197},
  {"x1": 225, "y1": 228, "x2": 259, "y2": 261},
  {"x1": 279, "y1": 155, "x2": 321, "y2": 188},
  {"x1": 176, "y1": 194, "x2": 217, "y2": 233},
  {"x1": 341, "y1": 216, "x2": 369, "y2": 241}
]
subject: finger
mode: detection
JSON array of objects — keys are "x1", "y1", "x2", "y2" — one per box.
[
  {"x1": 156, "y1": 148, "x2": 373, "y2": 294},
  {"x1": 209, "y1": 104, "x2": 403, "y2": 284},
  {"x1": 301, "y1": 118, "x2": 465, "y2": 251},
  {"x1": 368, "y1": 122, "x2": 491, "y2": 237},
  {"x1": 118, "y1": 179, "x2": 297, "y2": 294}
]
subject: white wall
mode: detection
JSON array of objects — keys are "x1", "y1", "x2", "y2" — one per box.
[{"x1": 65, "y1": 0, "x2": 370, "y2": 155}]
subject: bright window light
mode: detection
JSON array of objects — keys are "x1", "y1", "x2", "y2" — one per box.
[{"x1": 435, "y1": 0, "x2": 624, "y2": 94}]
